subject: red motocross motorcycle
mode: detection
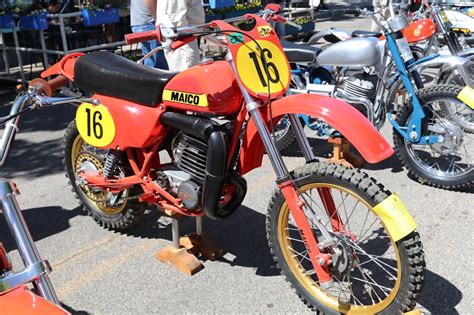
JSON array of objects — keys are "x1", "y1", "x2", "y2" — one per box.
[{"x1": 15, "y1": 6, "x2": 424, "y2": 313}]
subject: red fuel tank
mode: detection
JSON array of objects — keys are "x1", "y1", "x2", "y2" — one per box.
[
  {"x1": 404, "y1": 18, "x2": 437, "y2": 43},
  {"x1": 162, "y1": 61, "x2": 242, "y2": 115}
]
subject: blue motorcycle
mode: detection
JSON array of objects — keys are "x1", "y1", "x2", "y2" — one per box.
[{"x1": 277, "y1": 7, "x2": 473, "y2": 189}]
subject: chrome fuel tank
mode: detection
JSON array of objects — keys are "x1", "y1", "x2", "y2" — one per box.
[{"x1": 316, "y1": 37, "x2": 381, "y2": 68}]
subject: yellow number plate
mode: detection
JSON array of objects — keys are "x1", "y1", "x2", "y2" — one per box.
[
  {"x1": 235, "y1": 39, "x2": 290, "y2": 97},
  {"x1": 76, "y1": 103, "x2": 116, "y2": 147},
  {"x1": 373, "y1": 194, "x2": 417, "y2": 242},
  {"x1": 457, "y1": 86, "x2": 474, "y2": 110}
]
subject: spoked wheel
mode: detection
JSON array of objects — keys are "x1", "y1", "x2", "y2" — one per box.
[
  {"x1": 64, "y1": 120, "x2": 145, "y2": 230},
  {"x1": 267, "y1": 163, "x2": 424, "y2": 314},
  {"x1": 438, "y1": 73, "x2": 474, "y2": 133},
  {"x1": 393, "y1": 85, "x2": 474, "y2": 189}
]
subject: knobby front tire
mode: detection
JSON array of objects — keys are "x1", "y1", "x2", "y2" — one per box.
[{"x1": 266, "y1": 162, "x2": 425, "y2": 314}]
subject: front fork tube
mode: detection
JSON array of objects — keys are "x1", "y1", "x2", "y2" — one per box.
[
  {"x1": 288, "y1": 114, "x2": 316, "y2": 163},
  {"x1": 229, "y1": 53, "x2": 332, "y2": 285},
  {"x1": 386, "y1": 35, "x2": 427, "y2": 143},
  {"x1": 0, "y1": 179, "x2": 59, "y2": 304},
  {"x1": 317, "y1": 188, "x2": 345, "y2": 233},
  {"x1": 249, "y1": 107, "x2": 333, "y2": 286}
]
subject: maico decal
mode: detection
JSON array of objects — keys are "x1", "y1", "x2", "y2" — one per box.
[{"x1": 162, "y1": 90, "x2": 208, "y2": 107}]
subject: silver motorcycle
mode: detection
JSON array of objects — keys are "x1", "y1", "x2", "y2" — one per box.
[{"x1": 278, "y1": 7, "x2": 474, "y2": 189}]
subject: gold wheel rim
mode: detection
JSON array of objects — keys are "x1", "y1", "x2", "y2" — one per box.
[
  {"x1": 71, "y1": 134, "x2": 127, "y2": 215},
  {"x1": 277, "y1": 183, "x2": 402, "y2": 314}
]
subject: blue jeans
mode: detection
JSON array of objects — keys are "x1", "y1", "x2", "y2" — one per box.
[{"x1": 131, "y1": 24, "x2": 168, "y2": 70}]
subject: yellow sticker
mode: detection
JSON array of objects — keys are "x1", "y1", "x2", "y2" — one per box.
[
  {"x1": 235, "y1": 39, "x2": 290, "y2": 96},
  {"x1": 76, "y1": 103, "x2": 116, "y2": 147},
  {"x1": 257, "y1": 25, "x2": 273, "y2": 38},
  {"x1": 162, "y1": 90, "x2": 208, "y2": 107},
  {"x1": 457, "y1": 86, "x2": 474, "y2": 110},
  {"x1": 413, "y1": 29, "x2": 421, "y2": 37},
  {"x1": 373, "y1": 194, "x2": 417, "y2": 242}
]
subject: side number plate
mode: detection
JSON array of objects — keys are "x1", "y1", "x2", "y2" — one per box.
[{"x1": 76, "y1": 103, "x2": 116, "y2": 147}]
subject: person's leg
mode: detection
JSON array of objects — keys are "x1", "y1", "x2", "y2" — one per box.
[
  {"x1": 160, "y1": 0, "x2": 202, "y2": 71},
  {"x1": 131, "y1": 24, "x2": 168, "y2": 69}
]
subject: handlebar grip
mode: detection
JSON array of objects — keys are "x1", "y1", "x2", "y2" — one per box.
[
  {"x1": 29, "y1": 75, "x2": 68, "y2": 97},
  {"x1": 125, "y1": 29, "x2": 160, "y2": 45}
]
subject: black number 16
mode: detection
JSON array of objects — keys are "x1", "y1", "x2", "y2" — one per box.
[
  {"x1": 85, "y1": 108, "x2": 104, "y2": 139},
  {"x1": 248, "y1": 48, "x2": 280, "y2": 88}
]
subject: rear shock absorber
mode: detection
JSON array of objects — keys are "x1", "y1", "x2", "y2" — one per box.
[{"x1": 103, "y1": 150, "x2": 121, "y2": 179}]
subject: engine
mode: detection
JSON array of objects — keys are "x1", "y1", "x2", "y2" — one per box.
[
  {"x1": 342, "y1": 73, "x2": 378, "y2": 101},
  {"x1": 158, "y1": 133, "x2": 208, "y2": 211},
  {"x1": 158, "y1": 112, "x2": 247, "y2": 219}
]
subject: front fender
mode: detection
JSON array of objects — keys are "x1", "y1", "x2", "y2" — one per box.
[
  {"x1": 411, "y1": 54, "x2": 473, "y2": 87},
  {"x1": 239, "y1": 94, "x2": 394, "y2": 175}
]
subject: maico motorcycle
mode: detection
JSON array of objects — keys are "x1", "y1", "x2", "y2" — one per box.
[{"x1": 17, "y1": 7, "x2": 424, "y2": 313}]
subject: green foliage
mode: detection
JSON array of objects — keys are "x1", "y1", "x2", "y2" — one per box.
[
  {"x1": 205, "y1": 0, "x2": 262, "y2": 16},
  {"x1": 293, "y1": 15, "x2": 313, "y2": 24},
  {"x1": 81, "y1": 0, "x2": 127, "y2": 10}
]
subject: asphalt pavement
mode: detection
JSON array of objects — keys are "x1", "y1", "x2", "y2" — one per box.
[{"x1": 0, "y1": 14, "x2": 473, "y2": 315}]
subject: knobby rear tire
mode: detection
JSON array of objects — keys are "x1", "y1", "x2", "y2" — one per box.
[{"x1": 63, "y1": 120, "x2": 145, "y2": 231}]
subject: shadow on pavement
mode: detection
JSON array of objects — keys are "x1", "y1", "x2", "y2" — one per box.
[
  {"x1": 420, "y1": 270, "x2": 463, "y2": 314},
  {"x1": 61, "y1": 303, "x2": 91, "y2": 315},
  {"x1": 2, "y1": 138, "x2": 67, "y2": 178},
  {"x1": 124, "y1": 204, "x2": 462, "y2": 313},
  {"x1": 0, "y1": 206, "x2": 84, "y2": 251}
]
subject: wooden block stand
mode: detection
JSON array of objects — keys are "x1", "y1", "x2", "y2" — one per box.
[
  {"x1": 155, "y1": 216, "x2": 224, "y2": 276},
  {"x1": 328, "y1": 136, "x2": 364, "y2": 168}
]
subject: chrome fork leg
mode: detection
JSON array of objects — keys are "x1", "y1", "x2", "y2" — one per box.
[
  {"x1": 0, "y1": 179, "x2": 59, "y2": 304},
  {"x1": 288, "y1": 114, "x2": 316, "y2": 163},
  {"x1": 248, "y1": 107, "x2": 289, "y2": 179}
]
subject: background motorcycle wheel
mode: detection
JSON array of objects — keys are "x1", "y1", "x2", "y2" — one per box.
[
  {"x1": 63, "y1": 120, "x2": 145, "y2": 231},
  {"x1": 437, "y1": 70, "x2": 474, "y2": 133},
  {"x1": 393, "y1": 85, "x2": 474, "y2": 189},
  {"x1": 274, "y1": 116, "x2": 297, "y2": 151},
  {"x1": 266, "y1": 162, "x2": 424, "y2": 314}
]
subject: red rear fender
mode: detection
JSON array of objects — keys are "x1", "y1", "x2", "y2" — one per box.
[
  {"x1": 41, "y1": 53, "x2": 84, "y2": 81},
  {"x1": 239, "y1": 94, "x2": 394, "y2": 175}
]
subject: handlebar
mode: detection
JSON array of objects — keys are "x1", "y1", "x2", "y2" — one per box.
[
  {"x1": 125, "y1": 28, "x2": 161, "y2": 45},
  {"x1": 124, "y1": 5, "x2": 295, "y2": 46}
]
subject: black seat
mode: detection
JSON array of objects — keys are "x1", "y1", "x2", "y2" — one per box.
[
  {"x1": 352, "y1": 30, "x2": 382, "y2": 38},
  {"x1": 280, "y1": 40, "x2": 322, "y2": 63},
  {"x1": 74, "y1": 51, "x2": 177, "y2": 107}
]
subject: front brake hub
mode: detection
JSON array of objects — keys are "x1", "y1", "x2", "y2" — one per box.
[
  {"x1": 429, "y1": 120, "x2": 463, "y2": 154},
  {"x1": 329, "y1": 234, "x2": 354, "y2": 276}
]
